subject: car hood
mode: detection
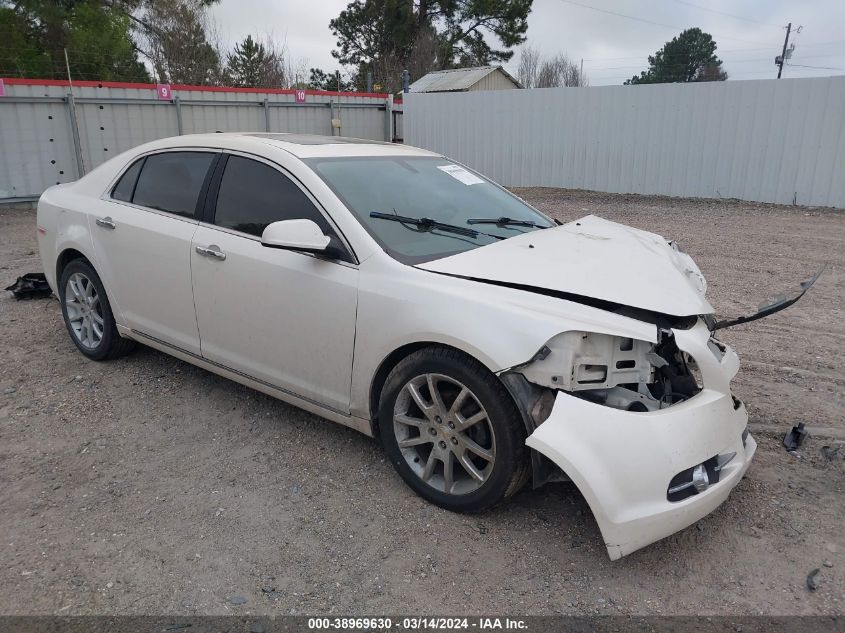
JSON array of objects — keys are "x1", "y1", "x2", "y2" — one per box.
[{"x1": 416, "y1": 215, "x2": 713, "y2": 317}]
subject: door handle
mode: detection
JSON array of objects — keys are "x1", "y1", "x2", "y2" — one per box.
[
  {"x1": 195, "y1": 245, "x2": 226, "y2": 261},
  {"x1": 95, "y1": 217, "x2": 116, "y2": 230}
]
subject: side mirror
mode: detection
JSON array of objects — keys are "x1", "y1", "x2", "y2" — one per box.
[{"x1": 261, "y1": 219, "x2": 331, "y2": 253}]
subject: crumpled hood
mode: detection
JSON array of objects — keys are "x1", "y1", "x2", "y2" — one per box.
[{"x1": 416, "y1": 215, "x2": 713, "y2": 317}]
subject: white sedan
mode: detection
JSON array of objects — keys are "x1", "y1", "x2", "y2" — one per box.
[{"x1": 37, "y1": 133, "x2": 757, "y2": 560}]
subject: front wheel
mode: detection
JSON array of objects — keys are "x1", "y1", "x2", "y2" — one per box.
[
  {"x1": 379, "y1": 346, "x2": 529, "y2": 512},
  {"x1": 59, "y1": 259, "x2": 135, "y2": 361}
]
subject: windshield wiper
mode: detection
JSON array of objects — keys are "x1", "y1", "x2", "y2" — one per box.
[
  {"x1": 466, "y1": 216, "x2": 548, "y2": 228},
  {"x1": 369, "y1": 211, "x2": 504, "y2": 240}
]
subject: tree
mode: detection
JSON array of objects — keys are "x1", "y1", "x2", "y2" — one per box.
[
  {"x1": 0, "y1": 0, "x2": 150, "y2": 81},
  {"x1": 225, "y1": 35, "x2": 286, "y2": 88},
  {"x1": 625, "y1": 28, "x2": 727, "y2": 85},
  {"x1": 227, "y1": 35, "x2": 265, "y2": 87},
  {"x1": 135, "y1": 0, "x2": 222, "y2": 85},
  {"x1": 329, "y1": 0, "x2": 533, "y2": 92},
  {"x1": 437, "y1": 0, "x2": 532, "y2": 67},
  {"x1": 517, "y1": 46, "x2": 586, "y2": 88},
  {"x1": 307, "y1": 68, "x2": 354, "y2": 91}
]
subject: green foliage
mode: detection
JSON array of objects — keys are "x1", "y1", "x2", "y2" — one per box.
[
  {"x1": 625, "y1": 28, "x2": 727, "y2": 85},
  {"x1": 438, "y1": 0, "x2": 532, "y2": 67},
  {"x1": 329, "y1": 0, "x2": 532, "y2": 91},
  {"x1": 224, "y1": 35, "x2": 287, "y2": 88},
  {"x1": 142, "y1": 0, "x2": 222, "y2": 85},
  {"x1": 226, "y1": 35, "x2": 266, "y2": 86},
  {"x1": 0, "y1": 0, "x2": 151, "y2": 81},
  {"x1": 307, "y1": 67, "x2": 354, "y2": 91}
]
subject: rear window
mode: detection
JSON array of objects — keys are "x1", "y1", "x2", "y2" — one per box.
[
  {"x1": 132, "y1": 152, "x2": 215, "y2": 218},
  {"x1": 111, "y1": 158, "x2": 143, "y2": 202}
]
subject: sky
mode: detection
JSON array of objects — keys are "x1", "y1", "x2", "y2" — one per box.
[{"x1": 209, "y1": 0, "x2": 845, "y2": 86}]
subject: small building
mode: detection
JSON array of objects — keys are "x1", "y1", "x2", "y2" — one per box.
[{"x1": 408, "y1": 66, "x2": 521, "y2": 93}]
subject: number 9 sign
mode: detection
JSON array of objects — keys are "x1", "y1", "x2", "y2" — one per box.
[{"x1": 156, "y1": 84, "x2": 172, "y2": 100}]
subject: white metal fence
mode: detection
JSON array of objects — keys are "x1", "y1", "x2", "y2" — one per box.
[
  {"x1": 405, "y1": 76, "x2": 845, "y2": 208},
  {"x1": 0, "y1": 80, "x2": 401, "y2": 201}
]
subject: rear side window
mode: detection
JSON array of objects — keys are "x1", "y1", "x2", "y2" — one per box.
[
  {"x1": 213, "y1": 156, "x2": 331, "y2": 237},
  {"x1": 111, "y1": 158, "x2": 143, "y2": 202},
  {"x1": 132, "y1": 152, "x2": 215, "y2": 218}
]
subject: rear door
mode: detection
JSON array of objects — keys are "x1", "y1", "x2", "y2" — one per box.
[
  {"x1": 91, "y1": 150, "x2": 218, "y2": 355},
  {"x1": 190, "y1": 153, "x2": 359, "y2": 413}
]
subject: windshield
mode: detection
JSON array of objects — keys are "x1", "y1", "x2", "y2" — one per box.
[{"x1": 306, "y1": 156, "x2": 554, "y2": 264}]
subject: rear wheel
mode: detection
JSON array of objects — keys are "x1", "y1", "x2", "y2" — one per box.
[
  {"x1": 379, "y1": 346, "x2": 528, "y2": 512},
  {"x1": 59, "y1": 259, "x2": 135, "y2": 361}
]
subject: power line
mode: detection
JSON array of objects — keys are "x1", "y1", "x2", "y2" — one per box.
[
  {"x1": 672, "y1": 0, "x2": 779, "y2": 27},
  {"x1": 585, "y1": 58, "x2": 773, "y2": 71},
  {"x1": 787, "y1": 62, "x2": 845, "y2": 71},
  {"x1": 554, "y1": 0, "x2": 774, "y2": 45},
  {"x1": 581, "y1": 40, "x2": 845, "y2": 62},
  {"x1": 583, "y1": 47, "x2": 769, "y2": 61},
  {"x1": 556, "y1": 0, "x2": 678, "y2": 29}
]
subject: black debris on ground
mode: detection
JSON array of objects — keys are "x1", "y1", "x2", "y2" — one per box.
[{"x1": 4, "y1": 272, "x2": 51, "y2": 300}]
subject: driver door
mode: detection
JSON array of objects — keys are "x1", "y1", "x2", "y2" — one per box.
[{"x1": 190, "y1": 154, "x2": 358, "y2": 413}]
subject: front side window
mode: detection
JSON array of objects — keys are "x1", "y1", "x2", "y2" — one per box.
[
  {"x1": 132, "y1": 151, "x2": 215, "y2": 218},
  {"x1": 213, "y1": 155, "x2": 332, "y2": 237},
  {"x1": 306, "y1": 157, "x2": 554, "y2": 265}
]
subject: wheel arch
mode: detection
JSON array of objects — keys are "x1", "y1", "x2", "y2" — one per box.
[
  {"x1": 367, "y1": 340, "x2": 569, "y2": 493},
  {"x1": 367, "y1": 341, "x2": 524, "y2": 438},
  {"x1": 56, "y1": 247, "x2": 90, "y2": 283}
]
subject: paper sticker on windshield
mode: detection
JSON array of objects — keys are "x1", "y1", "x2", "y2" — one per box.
[{"x1": 437, "y1": 164, "x2": 484, "y2": 186}]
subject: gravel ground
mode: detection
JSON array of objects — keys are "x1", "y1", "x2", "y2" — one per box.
[{"x1": 0, "y1": 190, "x2": 843, "y2": 616}]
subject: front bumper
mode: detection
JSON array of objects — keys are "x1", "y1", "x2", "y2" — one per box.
[{"x1": 525, "y1": 320, "x2": 756, "y2": 560}]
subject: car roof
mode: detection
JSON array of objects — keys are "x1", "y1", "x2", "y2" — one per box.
[{"x1": 137, "y1": 132, "x2": 441, "y2": 159}]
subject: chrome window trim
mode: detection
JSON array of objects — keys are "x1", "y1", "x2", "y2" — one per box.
[
  {"x1": 195, "y1": 220, "x2": 359, "y2": 270},
  {"x1": 106, "y1": 199, "x2": 202, "y2": 225},
  {"x1": 100, "y1": 147, "x2": 223, "y2": 214}
]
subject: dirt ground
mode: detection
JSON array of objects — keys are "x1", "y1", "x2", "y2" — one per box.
[{"x1": 0, "y1": 190, "x2": 843, "y2": 617}]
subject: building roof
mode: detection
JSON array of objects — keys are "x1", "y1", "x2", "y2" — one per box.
[{"x1": 408, "y1": 66, "x2": 521, "y2": 93}]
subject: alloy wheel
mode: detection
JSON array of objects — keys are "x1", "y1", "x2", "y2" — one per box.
[
  {"x1": 65, "y1": 272, "x2": 104, "y2": 350},
  {"x1": 393, "y1": 373, "x2": 496, "y2": 495}
]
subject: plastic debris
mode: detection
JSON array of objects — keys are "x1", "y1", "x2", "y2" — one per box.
[
  {"x1": 783, "y1": 423, "x2": 808, "y2": 452},
  {"x1": 5, "y1": 273, "x2": 52, "y2": 299}
]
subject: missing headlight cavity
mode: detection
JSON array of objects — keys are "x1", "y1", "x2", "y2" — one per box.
[
  {"x1": 518, "y1": 331, "x2": 653, "y2": 393},
  {"x1": 647, "y1": 331, "x2": 702, "y2": 406},
  {"x1": 517, "y1": 329, "x2": 703, "y2": 413}
]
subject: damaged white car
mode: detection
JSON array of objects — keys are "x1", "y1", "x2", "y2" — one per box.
[{"x1": 36, "y1": 134, "x2": 818, "y2": 559}]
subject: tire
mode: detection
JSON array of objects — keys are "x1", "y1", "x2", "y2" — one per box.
[
  {"x1": 59, "y1": 258, "x2": 136, "y2": 361},
  {"x1": 379, "y1": 346, "x2": 529, "y2": 512}
]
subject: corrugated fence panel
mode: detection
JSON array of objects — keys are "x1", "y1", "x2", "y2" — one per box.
[
  {"x1": 404, "y1": 76, "x2": 845, "y2": 208},
  {"x1": 0, "y1": 81, "x2": 392, "y2": 200}
]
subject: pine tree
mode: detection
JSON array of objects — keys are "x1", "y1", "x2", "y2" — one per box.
[
  {"x1": 226, "y1": 35, "x2": 267, "y2": 87},
  {"x1": 625, "y1": 28, "x2": 728, "y2": 85}
]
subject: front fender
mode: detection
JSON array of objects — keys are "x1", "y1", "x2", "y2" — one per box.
[{"x1": 349, "y1": 256, "x2": 657, "y2": 419}]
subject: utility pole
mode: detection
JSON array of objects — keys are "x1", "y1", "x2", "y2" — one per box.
[{"x1": 776, "y1": 23, "x2": 791, "y2": 78}]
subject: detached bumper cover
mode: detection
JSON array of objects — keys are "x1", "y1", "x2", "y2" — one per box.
[{"x1": 525, "y1": 320, "x2": 756, "y2": 560}]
